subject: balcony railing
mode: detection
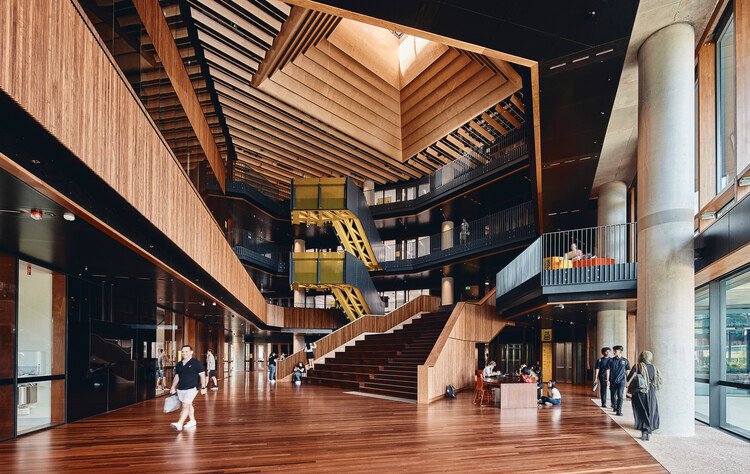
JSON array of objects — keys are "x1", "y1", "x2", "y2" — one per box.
[
  {"x1": 371, "y1": 125, "x2": 529, "y2": 215},
  {"x1": 230, "y1": 229, "x2": 287, "y2": 273},
  {"x1": 541, "y1": 223, "x2": 637, "y2": 287},
  {"x1": 495, "y1": 222, "x2": 638, "y2": 301},
  {"x1": 376, "y1": 201, "x2": 535, "y2": 272}
]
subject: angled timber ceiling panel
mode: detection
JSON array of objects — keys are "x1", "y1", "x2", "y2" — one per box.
[{"x1": 83, "y1": 1, "x2": 526, "y2": 199}]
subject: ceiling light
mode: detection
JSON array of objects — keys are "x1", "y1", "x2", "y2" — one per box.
[
  {"x1": 739, "y1": 176, "x2": 750, "y2": 186},
  {"x1": 29, "y1": 208, "x2": 43, "y2": 220},
  {"x1": 63, "y1": 211, "x2": 75, "y2": 222},
  {"x1": 700, "y1": 211, "x2": 716, "y2": 221}
]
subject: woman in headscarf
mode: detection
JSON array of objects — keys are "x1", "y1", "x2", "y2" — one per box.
[{"x1": 627, "y1": 350, "x2": 661, "y2": 440}]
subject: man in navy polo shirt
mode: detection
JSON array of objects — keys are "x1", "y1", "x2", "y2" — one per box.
[
  {"x1": 593, "y1": 347, "x2": 611, "y2": 408},
  {"x1": 608, "y1": 345, "x2": 630, "y2": 416},
  {"x1": 169, "y1": 344, "x2": 207, "y2": 431}
]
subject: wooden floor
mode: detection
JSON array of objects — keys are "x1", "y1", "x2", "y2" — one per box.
[{"x1": 0, "y1": 374, "x2": 665, "y2": 473}]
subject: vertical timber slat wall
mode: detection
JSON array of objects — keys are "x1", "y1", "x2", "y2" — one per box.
[{"x1": 0, "y1": 0, "x2": 268, "y2": 323}]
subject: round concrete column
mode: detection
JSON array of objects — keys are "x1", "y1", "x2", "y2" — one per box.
[
  {"x1": 293, "y1": 333, "x2": 305, "y2": 354},
  {"x1": 293, "y1": 239, "x2": 306, "y2": 307},
  {"x1": 363, "y1": 180, "x2": 375, "y2": 206},
  {"x1": 441, "y1": 277, "x2": 454, "y2": 306},
  {"x1": 637, "y1": 23, "x2": 695, "y2": 436},
  {"x1": 596, "y1": 181, "x2": 628, "y2": 356},
  {"x1": 597, "y1": 302, "x2": 628, "y2": 357},
  {"x1": 441, "y1": 221, "x2": 454, "y2": 250}
]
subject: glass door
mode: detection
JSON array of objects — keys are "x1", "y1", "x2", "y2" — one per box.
[{"x1": 16, "y1": 260, "x2": 66, "y2": 435}]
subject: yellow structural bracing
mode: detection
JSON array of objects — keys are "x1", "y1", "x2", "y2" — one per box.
[
  {"x1": 292, "y1": 209, "x2": 381, "y2": 270},
  {"x1": 292, "y1": 283, "x2": 369, "y2": 321}
]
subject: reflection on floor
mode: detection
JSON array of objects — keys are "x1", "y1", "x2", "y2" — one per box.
[
  {"x1": 594, "y1": 398, "x2": 749, "y2": 473},
  {"x1": 0, "y1": 373, "x2": 664, "y2": 472}
]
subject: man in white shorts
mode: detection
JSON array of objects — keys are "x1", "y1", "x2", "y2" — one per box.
[{"x1": 169, "y1": 344, "x2": 206, "y2": 431}]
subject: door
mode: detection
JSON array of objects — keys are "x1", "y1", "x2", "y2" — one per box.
[{"x1": 554, "y1": 342, "x2": 573, "y2": 383}]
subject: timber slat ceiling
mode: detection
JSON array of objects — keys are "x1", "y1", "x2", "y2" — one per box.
[{"x1": 82, "y1": 0, "x2": 526, "y2": 199}]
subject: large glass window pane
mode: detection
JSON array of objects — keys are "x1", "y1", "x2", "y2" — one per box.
[
  {"x1": 695, "y1": 286, "x2": 710, "y2": 380},
  {"x1": 724, "y1": 386, "x2": 750, "y2": 437},
  {"x1": 17, "y1": 262, "x2": 53, "y2": 378},
  {"x1": 716, "y1": 15, "x2": 736, "y2": 193},
  {"x1": 695, "y1": 381, "x2": 710, "y2": 423},
  {"x1": 694, "y1": 79, "x2": 699, "y2": 214},
  {"x1": 725, "y1": 271, "x2": 749, "y2": 384}
]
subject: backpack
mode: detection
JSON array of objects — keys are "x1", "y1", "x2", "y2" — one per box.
[{"x1": 445, "y1": 384, "x2": 457, "y2": 398}]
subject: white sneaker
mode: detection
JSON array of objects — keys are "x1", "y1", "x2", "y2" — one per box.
[
  {"x1": 270, "y1": 379, "x2": 276, "y2": 384},
  {"x1": 183, "y1": 420, "x2": 197, "y2": 429},
  {"x1": 211, "y1": 387, "x2": 218, "y2": 391},
  {"x1": 170, "y1": 422, "x2": 183, "y2": 431},
  {"x1": 295, "y1": 381, "x2": 301, "y2": 385}
]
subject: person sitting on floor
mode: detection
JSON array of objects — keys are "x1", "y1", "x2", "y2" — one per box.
[
  {"x1": 483, "y1": 361, "x2": 500, "y2": 380},
  {"x1": 292, "y1": 362, "x2": 306, "y2": 385},
  {"x1": 539, "y1": 380, "x2": 562, "y2": 406}
]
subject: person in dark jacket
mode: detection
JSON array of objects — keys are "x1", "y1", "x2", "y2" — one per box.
[
  {"x1": 594, "y1": 347, "x2": 611, "y2": 408},
  {"x1": 628, "y1": 350, "x2": 661, "y2": 441},
  {"x1": 609, "y1": 345, "x2": 630, "y2": 416}
]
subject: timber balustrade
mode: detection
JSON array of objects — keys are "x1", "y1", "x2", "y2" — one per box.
[{"x1": 275, "y1": 295, "x2": 440, "y2": 380}]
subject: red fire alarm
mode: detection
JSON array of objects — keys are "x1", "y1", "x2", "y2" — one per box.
[{"x1": 29, "y1": 208, "x2": 43, "y2": 220}]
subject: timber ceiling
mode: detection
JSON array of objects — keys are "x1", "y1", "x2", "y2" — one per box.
[{"x1": 81, "y1": 0, "x2": 526, "y2": 199}]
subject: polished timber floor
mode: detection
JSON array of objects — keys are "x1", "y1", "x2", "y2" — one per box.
[{"x1": 0, "y1": 373, "x2": 665, "y2": 473}]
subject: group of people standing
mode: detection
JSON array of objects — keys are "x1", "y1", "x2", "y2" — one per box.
[{"x1": 594, "y1": 346, "x2": 661, "y2": 441}]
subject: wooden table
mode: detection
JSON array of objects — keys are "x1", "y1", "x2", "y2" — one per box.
[{"x1": 484, "y1": 378, "x2": 538, "y2": 408}]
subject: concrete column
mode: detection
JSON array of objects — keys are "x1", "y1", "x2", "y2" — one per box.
[
  {"x1": 441, "y1": 277, "x2": 454, "y2": 305},
  {"x1": 637, "y1": 23, "x2": 695, "y2": 436},
  {"x1": 363, "y1": 179, "x2": 375, "y2": 206},
  {"x1": 441, "y1": 221, "x2": 454, "y2": 250},
  {"x1": 231, "y1": 332, "x2": 244, "y2": 373},
  {"x1": 596, "y1": 181, "x2": 628, "y2": 356},
  {"x1": 293, "y1": 333, "x2": 305, "y2": 353},
  {"x1": 597, "y1": 302, "x2": 629, "y2": 355},
  {"x1": 293, "y1": 239, "x2": 305, "y2": 307}
]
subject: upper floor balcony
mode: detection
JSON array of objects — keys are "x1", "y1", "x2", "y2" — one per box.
[{"x1": 495, "y1": 222, "x2": 638, "y2": 316}]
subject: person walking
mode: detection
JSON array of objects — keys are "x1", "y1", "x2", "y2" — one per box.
[
  {"x1": 155, "y1": 348, "x2": 167, "y2": 391},
  {"x1": 594, "y1": 347, "x2": 611, "y2": 408},
  {"x1": 628, "y1": 350, "x2": 661, "y2": 440},
  {"x1": 169, "y1": 345, "x2": 206, "y2": 431},
  {"x1": 206, "y1": 349, "x2": 218, "y2": 390},
  {"x1": 268, "y1": 351, "x2": 278, "y2": 383},
  {"x1": 608, "y1": 345, "x2": 630, "y2": 416}
]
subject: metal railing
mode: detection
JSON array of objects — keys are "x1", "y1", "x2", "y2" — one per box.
[
  {"x1": 495, "y1": 238, "x2": 542, "y2": 299},
  {"x1": 371, "y1": 125, "x2": 528, "y2": 215},
  {"x1": 540, "y1": 222, "x2": 638, "y2": 287},
  {"x1": 230, "y1": 229, "x2": 287, "y2": 273},
  {"x1": 373, "y1": 201, "x2": 534, "y2": 270},
  {"x1": 291, "y1": 177, "x2": 383, "y2": 250},
  {"x1": 289, "y1": 251, "x2": 385, "y2": 315}
]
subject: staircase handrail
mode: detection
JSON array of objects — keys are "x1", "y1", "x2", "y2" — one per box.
[{"x1": 275, "y1": 295, "x2": 439, "y2": 380}]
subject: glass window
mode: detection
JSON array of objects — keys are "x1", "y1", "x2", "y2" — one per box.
[
  {"x1": 405, "y1": 239, "x2": 416, "y2": 259},
  {"x1": 417, "y1": 236, "x2": 430, "y2": 257},
  {"x1": 716, "y1": 15, "x2": 736, "y2": 193},
  {"x1": 406, "y1": 187, "x2": 416, "y2": 200},
  {"x1": 695, "y1": 286, "x2": 710, "y2": 380},
  {"x1": 694, "y1": 79, "x2": 699, "y2": 214},
  {"x1": 418, "y1": 183, "x2": 430, "y2": 196},
  {"x1": 724, "y1": 386, "x2": 750, "y2": 438},
  {"x1": 383, "y1": 240, "x2": 396, "y2": 261},
  {"x1": 724, "y1": 272, "x2": 749, "y2": 384},
  {"x1": 382, "y1": 189, "x2": 396, "y2": 204}
]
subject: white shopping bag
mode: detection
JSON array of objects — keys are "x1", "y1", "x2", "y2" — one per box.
[{"x1": 163, "y1": 394, "x2": 181, "y2": 413}]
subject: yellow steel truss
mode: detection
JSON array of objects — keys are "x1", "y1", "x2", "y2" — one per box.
[
  {"x1": 292, "y1": 283, "x2": 369, "y2": 321},
  {"x1": 292, "y1": 209, "x2": 381, "y2": 270}
]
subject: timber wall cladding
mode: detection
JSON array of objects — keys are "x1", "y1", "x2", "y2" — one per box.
[{"x1": 0, "y1": 0, "x2": 267, "y2": 322}]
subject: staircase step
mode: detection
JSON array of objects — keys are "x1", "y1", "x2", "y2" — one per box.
[{"x1": 359, "y1": 385, "x2": 417, "y2": 400}]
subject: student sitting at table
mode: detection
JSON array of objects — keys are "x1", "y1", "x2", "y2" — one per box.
[
  {"x1": 520, "y1": 367, "x2": 536, "y2": 383},
  {"x1": 483, "y1": 361, "x2": 500, "y2": 380},
  {"x1": 539, "y1": 380, "x2": 562, "y2": 406},
  {"x1": 565, "y1": 243, "x2": 584, "y2": 261}
]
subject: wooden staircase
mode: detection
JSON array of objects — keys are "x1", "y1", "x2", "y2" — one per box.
[{"x1": 304, "y1": 309, "x2": 452, "y2": 400}]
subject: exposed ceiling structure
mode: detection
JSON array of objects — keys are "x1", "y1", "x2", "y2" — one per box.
[
  {"x1": 81, "y1": 0, "x2": 525, "y2": 200},
  {"x1": 592, "y1": 0, "x2": 718, "y2": 196}
]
